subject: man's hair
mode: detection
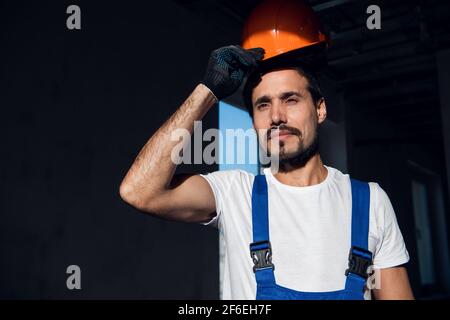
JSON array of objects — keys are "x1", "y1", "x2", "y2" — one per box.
[{"x1": 243, "y1": 61, "x2": 323, "y2": 117}]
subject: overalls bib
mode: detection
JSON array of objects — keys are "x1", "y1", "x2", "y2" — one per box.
[{"x1": 249, "y1": 175, "x2": 373, "y2": 300}]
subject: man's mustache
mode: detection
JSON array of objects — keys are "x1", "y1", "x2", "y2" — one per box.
[{"x1": 266, "y1": 125, "x2": 302, "y2": 140}]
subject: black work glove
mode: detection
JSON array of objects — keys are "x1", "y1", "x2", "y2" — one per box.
[{"x1": 201, "y1": 45, "x2": 265, "y2": 101}]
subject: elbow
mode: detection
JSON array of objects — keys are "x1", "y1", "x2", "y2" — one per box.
[
  {"x1": 119, "y1": 181, "x2": 132, "y2": 203},
  {"x1": 119, "y1": 181, "x2": 158, "y2": 213},
  {"x1": 119, "y1": 181, "x2": 141, "y2": 209}
]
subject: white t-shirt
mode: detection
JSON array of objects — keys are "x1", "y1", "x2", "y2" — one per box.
[{"x1": 199, "y1": 166, "x2": 409, "y2": 300}]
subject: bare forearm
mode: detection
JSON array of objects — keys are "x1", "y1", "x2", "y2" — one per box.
[{"x1": 120, "y1": 83, "x2": 216, "y2": 208}]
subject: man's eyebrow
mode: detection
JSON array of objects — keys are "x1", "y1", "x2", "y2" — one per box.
[
  {"x1": 253, "y1": 95, "x2": 272, "y2": 107},
  {"x1": 254, "y1": 91, "x2": 303, "y2": 107},
  {"x1": 279, "y1": 91, "x2": 303, "y2": 100}
]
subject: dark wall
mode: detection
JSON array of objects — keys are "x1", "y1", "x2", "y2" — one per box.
[{"x1": 0, "y1": 1, "x2": 232, "y2": 298}]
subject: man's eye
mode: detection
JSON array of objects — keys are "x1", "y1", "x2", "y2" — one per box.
[
  {"x1": 257, "y1": 103, "x2": 268, "y2": 109},
  {"x1": 286, "y1": 98, "x2": 298, "y2": 104}
]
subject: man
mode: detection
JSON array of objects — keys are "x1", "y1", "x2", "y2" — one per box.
[{"x1": 119, "y1": 45, "x2": 414, "y2": 300}]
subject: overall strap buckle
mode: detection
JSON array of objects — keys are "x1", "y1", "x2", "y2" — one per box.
[
  {"x1": 249, "y1": 240, "x2": 274, "y2": 272},
  {"x1": 345, "y1": 246, "x2": 373, "y2": 279}
]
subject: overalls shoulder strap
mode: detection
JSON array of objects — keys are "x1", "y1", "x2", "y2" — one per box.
[
  {"x1": 344, "y1": 178, "x2": 373, "y2": 294},
  {"x1": 250, "y1": 174, "x2": 276, "y2": 286}
]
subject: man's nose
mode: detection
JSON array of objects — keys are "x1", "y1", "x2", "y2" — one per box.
[{"x1": 270, "y1": 102, "x2": 287, "y2": 125}]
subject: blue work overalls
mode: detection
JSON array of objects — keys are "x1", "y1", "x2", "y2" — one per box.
[{"x1": 249, "y1": 175, "x2": 373, "y2": 300}]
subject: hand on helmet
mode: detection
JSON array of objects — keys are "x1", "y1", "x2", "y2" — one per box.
[{"x1": 202, "y1": 45, "x2": 265, "y2": 101}]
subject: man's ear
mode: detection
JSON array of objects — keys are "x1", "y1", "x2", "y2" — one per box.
[{"x1": 317, "y1": 98, "x2": 327, "y2": 124}]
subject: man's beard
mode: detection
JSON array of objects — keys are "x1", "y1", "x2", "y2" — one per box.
[{"x1": 261, "y1": 126, "x2": 319, "y2": 173}]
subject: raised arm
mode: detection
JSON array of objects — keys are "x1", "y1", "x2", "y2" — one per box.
[
  {"x1": 119, "y1": 45, "x2": 264, "y2": 223},
  {"x1": 119, "y1": 84, "x2": 218, "y2": 223}
]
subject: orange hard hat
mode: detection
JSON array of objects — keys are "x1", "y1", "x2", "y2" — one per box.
[{"x1": 242, "y1": 0, "x2": 329, "y2": 61}]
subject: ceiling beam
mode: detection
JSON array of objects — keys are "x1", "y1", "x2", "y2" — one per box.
[{"x1": 312, "y1": 0, "x2": 357, "y2": 12}]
